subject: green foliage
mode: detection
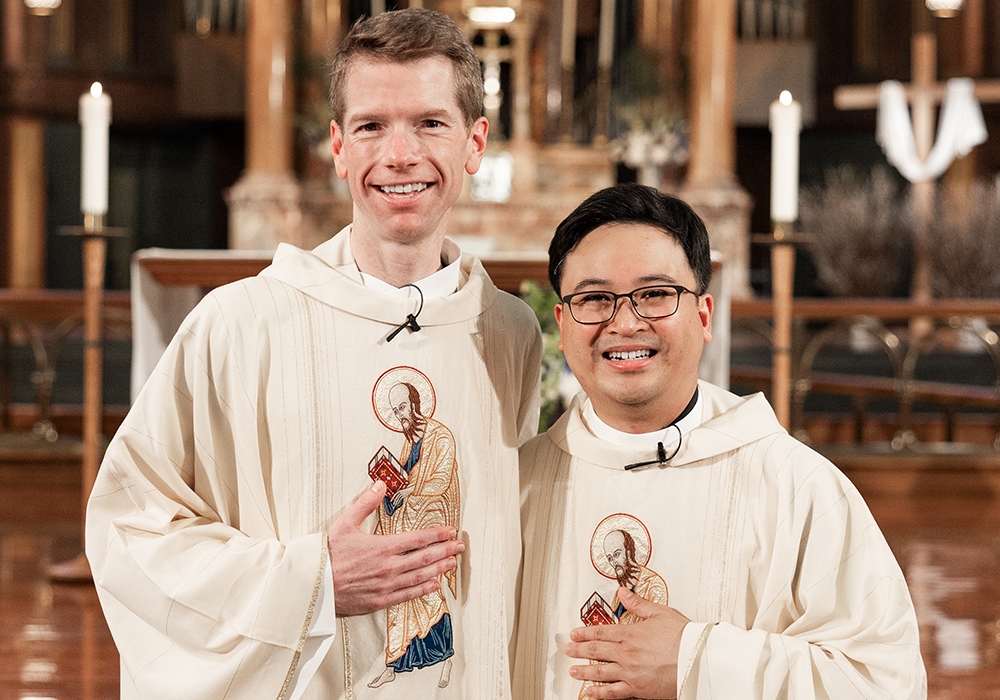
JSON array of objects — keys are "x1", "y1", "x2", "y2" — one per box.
[{"x1": 519, "y1": 280, "x2": 567, "y2": 431}]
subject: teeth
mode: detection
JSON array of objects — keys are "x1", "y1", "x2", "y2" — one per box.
[
  {"x1": 607, "y1": 350, "x2": 652, "y2": 361},
  {"x1": 380, "y1": 183, "x2": 428, "y2": 195}
]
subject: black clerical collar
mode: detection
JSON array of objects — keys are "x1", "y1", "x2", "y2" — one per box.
[{"x1": 673, "y1": 386, "x2": 700, "y2": 426}]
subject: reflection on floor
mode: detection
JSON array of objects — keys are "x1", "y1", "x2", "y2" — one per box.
[
  {"x1": 0, "y1": 460, "x2": 118, "y2": 700},
  {"x1": 1, "y1": 459, "x2": 999, "y2": 699},
  {"x1": 866, "y1": 490, "x2": 1000, "y2": 700}
]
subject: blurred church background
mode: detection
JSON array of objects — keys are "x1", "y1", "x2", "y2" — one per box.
[{"x1": 5, "y1": 0, "x2": 998, "y2": 297}]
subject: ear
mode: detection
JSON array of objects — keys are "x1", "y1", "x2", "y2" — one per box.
[
  {"x1": 698, "y1": 293, "x2": 714, "y2": 344},
  {"x1": 464, "y1": 117, "x2": 489, "y2": 175},
  {"x1": 330, "y1": 121, "x2": 348, "y2": 179},
  {"x1": 554, "y1": 301, "x2": 565, "y2": 352}
]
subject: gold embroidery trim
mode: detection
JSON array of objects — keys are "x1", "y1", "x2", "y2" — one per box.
[
  {"x1": 677, "y1": 622, "x2": 714, "y2": 699},
  {"x1": 277, "y1": 535, "x2": 329, "y2": 700},
  {"x1": 341, "y1": 617, "x2": 354, "y2": 699}
]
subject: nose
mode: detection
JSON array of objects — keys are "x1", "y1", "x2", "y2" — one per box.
[
  {"x1": 606, "y1": 296, "x2": 647, "y2": 332},
  {"x1": 384, "y1": 128, "x2": 420, "y2": 168}
]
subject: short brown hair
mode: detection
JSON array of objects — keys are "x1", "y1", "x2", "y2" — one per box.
[{"x1": 329, "y1": 9, "x2": 484, "y2": 129}]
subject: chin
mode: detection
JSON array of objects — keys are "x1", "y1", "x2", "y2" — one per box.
[{"x1": 603, "y1": 386, "x2": 658, "y2": 409}]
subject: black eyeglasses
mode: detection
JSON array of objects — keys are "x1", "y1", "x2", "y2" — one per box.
[{"x1": 560, "y1": 284, "x2": 698, "y2": 325}]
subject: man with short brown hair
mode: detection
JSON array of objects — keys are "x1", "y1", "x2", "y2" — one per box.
[{"x1": 88, "y1": 10, "x2": 540, "y2": 700}]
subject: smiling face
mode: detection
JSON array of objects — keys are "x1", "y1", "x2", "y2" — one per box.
[
  {"x1": 330, "y1": 56, "x2": 488, "y2": 250},
  {"x1": 555, "y1": 223, "x2": 713, "y2": 433}
]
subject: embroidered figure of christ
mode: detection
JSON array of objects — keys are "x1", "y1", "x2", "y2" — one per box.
[
  {"x1": 578, "y1": 513, "x2": 668, "y2": 700},
  {"x1": 368, "y1": 366, "x2": 461, "y2": 690}
]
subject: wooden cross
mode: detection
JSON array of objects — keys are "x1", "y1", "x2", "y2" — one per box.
[{"x1": 833, "y1": 15, "x2": 1000, "y2": 317}]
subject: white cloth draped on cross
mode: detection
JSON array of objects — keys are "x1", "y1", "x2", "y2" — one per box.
[{"x1": 876, "y1": 78, "x2": 988, "y2": 183}]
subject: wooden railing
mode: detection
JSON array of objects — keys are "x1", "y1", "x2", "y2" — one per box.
[
  {"x1": 0, "y1": 290, "x2": 130, "y2": 440},
  {"x1": 731, "y1": 297, "x2": 1000, "y2": 449},
  {"x1": 7, "y1": 284, "x2": 1000, "y2": 451}
]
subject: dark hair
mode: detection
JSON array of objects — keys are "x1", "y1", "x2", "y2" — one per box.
[
  {"x1": 329, "y1": 9, "x2": 484, "y2": 128},
  {"x1": 401, "y1": 382, "x2": 422, "y2": 415},
  {"x1": 619, "y1": 529, "x2": 637, "y2": 563},
  {"x1": 548, "y1": 183, "x2": 713, "y2": 296}
]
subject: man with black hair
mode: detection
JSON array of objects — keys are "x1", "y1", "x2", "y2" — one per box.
[{"x1": 514, "y1": 183, "x2": 925, "y2": 699}]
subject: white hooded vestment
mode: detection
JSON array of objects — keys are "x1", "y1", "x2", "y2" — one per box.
[
  {"x1": 515, "y1": 382, "x2": 926, "y2": 700},
  {"x1": 86, "y1": 228, "x2": 542, "y2": 700}
]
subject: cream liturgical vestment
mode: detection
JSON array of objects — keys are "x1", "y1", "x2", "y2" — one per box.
[
  {"x1": 515, "y1": 382, "x2": 926, "y2": 700},
  {"x1": 86, "y1": 228, "x2": 542, "y2": 700}
]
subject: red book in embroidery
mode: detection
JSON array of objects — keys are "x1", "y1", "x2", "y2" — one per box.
[
  {"x1": 581, "y1": 591, "x2": 618, "y2": 626},
  {"x1": 368, "y1": 446, "x2": 408, "y2": 498}
]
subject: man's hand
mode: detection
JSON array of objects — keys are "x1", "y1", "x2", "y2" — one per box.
[
  {"x1": 565, "y1": 587, "x2": 690, "y2": 699},
  {"x1": 327, "y1": 481, "x2": 464, "y2": 616}
]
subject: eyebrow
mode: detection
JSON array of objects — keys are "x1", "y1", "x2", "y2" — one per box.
[
  {"x1": 345, "y1": 109, "x2": 455, "y2": 127},
  {"x1": 568, "y1": 274, "x2": 679, "y2": 293}
]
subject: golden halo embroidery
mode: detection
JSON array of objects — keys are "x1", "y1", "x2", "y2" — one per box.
[
  {"x1": 372, "y1": 366, "x2": 437, "y2": 431},
  {"x1": 366, "y1": 366, "x2": 460, "y2": 690},
  {"x1": 589, "y1": 513, "x2": 653, "y2": 580}
]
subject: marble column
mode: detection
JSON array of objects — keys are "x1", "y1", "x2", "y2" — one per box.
[
  {"x1": 482, "y1": 29, "x2": 503, "y2": 130},
  {"x1": 647, "y1": 0, "x2": 684, "y2": 109},
  {"x1": 3, "y1": 1, "x2": 48, "y2": 288},
  {"x1": 7, "y1": 117, "x2": 46, "y2": 288},
  {"x1": 559, "y1": 0, "x2": 578, "y2": 141},
  {"x1": 301, "y1": 0, "x2": 342, "y2": 182},
  {"x1": 227, "y1": 0, "x2": 302, "y2": 250},
  {"x1": 681, "y1": 0, "x2": 753, "y2": 298},
  {"x1": 511, "y1": 20, "x2": 533, "y2": 144},
  {"x1": 594, "y1": 0, "x2": 615, "y2": 144}
]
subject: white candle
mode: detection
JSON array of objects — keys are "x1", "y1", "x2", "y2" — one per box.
[
  {"x1": 79, "y1": 82, "x2": 112, "y2": 216},
  {"x1": 769, "y1": 90, "x2": 801, "y2": 223}
]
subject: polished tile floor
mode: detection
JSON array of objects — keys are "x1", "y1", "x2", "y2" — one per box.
[
  {"x1": 0, "y1": 461, "x2": 118, "y2": 700},
  {"x1": 1, "y1": 459, "x2": 999, "y2": 699}
]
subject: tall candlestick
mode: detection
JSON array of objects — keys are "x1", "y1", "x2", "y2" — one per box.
[
  {"x1": 769, "y1": 90, "x2": 801, "y2": 224},
  {"x1": 79, "y1": 82, "x2": 112, "y2": 216}
]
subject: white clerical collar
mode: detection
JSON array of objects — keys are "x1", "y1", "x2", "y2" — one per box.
[
  {"x1": 357, "y1": 238, "x2": 462, "y2": 300},
  {"x1": 582, "y1": 389, "x2": 703, "y2": 447}
]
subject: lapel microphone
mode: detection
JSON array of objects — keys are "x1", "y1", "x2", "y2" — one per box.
[
  {"x1": 386, "y1": 284, "x2": 424, "y2": 343},
  {"x1": 624, "y1": 426, "x2": 681, "y2": 471},
  {"x1": 622, "y1": 387, "x2": 699, "y2": 471}
]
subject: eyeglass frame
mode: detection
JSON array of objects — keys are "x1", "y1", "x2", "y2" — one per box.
[{"x1": 559, "y1": 284, "x2": 701, "y2": 325}]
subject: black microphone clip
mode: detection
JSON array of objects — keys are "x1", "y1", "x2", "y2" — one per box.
[
  {"x1": 387, "y1": 314, "x2": 421, "y2": 342},
  {"x1": 386, "y1": 284, "x2": 425, "y2": 343},
  {"x1": 623, "y1": 426, "x2": 681, "y2": 471}
]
